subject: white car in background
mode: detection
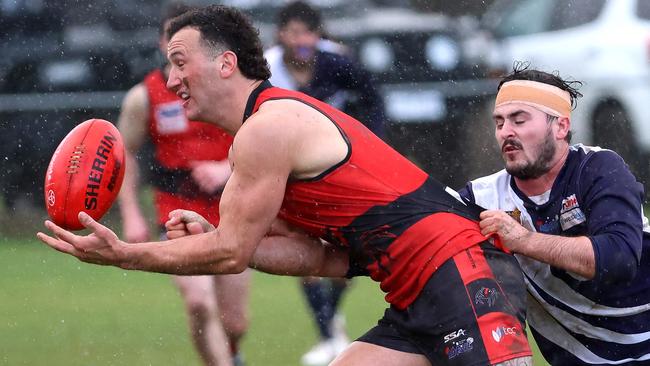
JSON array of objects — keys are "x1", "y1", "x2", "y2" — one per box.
[{"x1": 479, "y1": 0, "x2": 650, "y2": 185}]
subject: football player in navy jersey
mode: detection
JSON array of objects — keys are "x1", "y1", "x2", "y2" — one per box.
[{"x1": 459, "y1": 64, "x2": 650, "y2": 365}]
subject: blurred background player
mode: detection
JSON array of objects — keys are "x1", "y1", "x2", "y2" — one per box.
[
  {"x1": 116, "y1": 3, "x2": 249, "y2": 365},
  {"x1": 264, "y1": 2, "x2": 386, "y2": 365}
]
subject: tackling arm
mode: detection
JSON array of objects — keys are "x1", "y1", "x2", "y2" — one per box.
[
  {"x1": 479, "y1": 210, "x2": 595, "y2": 279},
  {"x1": 251, "y1": 219, "x2": 350, "y2": 277}
]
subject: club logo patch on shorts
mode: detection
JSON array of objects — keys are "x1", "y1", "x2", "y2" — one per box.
[
  {"x1": 468, "y1": 279, "x2": 506, "y2": 316},
  {"x1": 474, "y1": 287, "x2": 499, "y2": 307},
  {"x1": 491, "y1": 325, "x2": 520, "y2": 343},
  {"x1": 445, "y1": 337, "x2": 474, "y2": 359}
]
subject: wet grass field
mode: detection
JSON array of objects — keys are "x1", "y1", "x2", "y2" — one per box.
[
  {"x1": 0, "y1": 192, "x2": 565, "y2": 365},
  {"x1": 0, "y1": 236, "x2": 550, "y2": 366},
  {"x1": 0, "y1": 236, "x2": 387, "y2": 366}
]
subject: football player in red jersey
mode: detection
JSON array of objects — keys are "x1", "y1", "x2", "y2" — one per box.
[
  {"x1": 265, "y1": 3, "x2": 388, "y2": 363},
  {"x1": 38, "y1": 5, "x2": 533, "y2": 366},
  {"x1": 115, "y1": 3, "x2": 248, "y2": 365}
]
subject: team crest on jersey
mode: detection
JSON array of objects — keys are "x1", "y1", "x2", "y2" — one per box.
[
  {"x1": 506, "y1": 208, "x2": 522, "y2": 224},
  {"x1": 559, "y1": 194, "x2": 586, "y2": 230}
]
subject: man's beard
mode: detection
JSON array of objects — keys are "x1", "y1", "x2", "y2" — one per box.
[
  {"x1": 505, "y1": 129, "x2": 556, "y2": 180},
  {"x1": 283, "y1": 46, "x2": 314, "y2": 69}
]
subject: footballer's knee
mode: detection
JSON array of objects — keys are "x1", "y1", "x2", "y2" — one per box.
[
  {"x1": 185, "y1": 298, "x2": 217, "y2": 322},
  {"x1": 493, "y1": 356, "x2": 534, "y2": 366},
  {"x1": 221, "y1": 312, "x2": 249, "y2": 341}
]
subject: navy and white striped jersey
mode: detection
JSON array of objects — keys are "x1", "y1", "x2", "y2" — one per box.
[{"x1": 459, "y1": 144, "x2": 650, "y2": 365}]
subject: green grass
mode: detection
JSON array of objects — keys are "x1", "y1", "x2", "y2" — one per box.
[
  {"x1": 0, "y1": 237, "x2": 550, "y2": 366},
  {"x1": 0, "y1": 191, "x2": 557, "y2": 365},
  {"x1": 0, "y1": 238, "x2": 385, "y2": 366}
]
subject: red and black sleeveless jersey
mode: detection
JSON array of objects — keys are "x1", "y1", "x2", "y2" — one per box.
[
  {"x1": 245, "y1": 81, "x2": 488, "y2": 310},
  {"x1": 143, "y1": 69, "x2": 233, "y2": 226}
]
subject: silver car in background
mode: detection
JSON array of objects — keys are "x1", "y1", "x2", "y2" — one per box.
[{"x1": 478, "y1": 0, "x2": 650, "y2": 187}]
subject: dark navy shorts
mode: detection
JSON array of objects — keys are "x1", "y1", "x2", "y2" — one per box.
[{"x1": 358, "y1": 242, "x2": 531, "y2": 365}]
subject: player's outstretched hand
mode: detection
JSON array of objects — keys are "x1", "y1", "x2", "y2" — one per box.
[
  {"x1": 166, "y1": 209, "x2": 215, "y2": 239},
  {"x1": 36, "y1": 211, "x2": 129, "y2": 267}
]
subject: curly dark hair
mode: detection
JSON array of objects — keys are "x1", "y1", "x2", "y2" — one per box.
[
  {"x1": 277, "y1": 1, "x2": 323, "y2": 32},
  {"x1": 159, "y1": 1, "x2": 193, "y2": 35},
  {"x1": 498, "y1": 62, "x2": 583, "y2": 142},
  {"x1": 167, "y1": 5, "x2": 271, "y2": 80}
]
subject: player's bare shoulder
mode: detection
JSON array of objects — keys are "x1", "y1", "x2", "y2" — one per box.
[
  {"x1": 120, "y1": 83, "x2": 149, "y2": 113},
  {"x1": 239, "y1": 99, "x2": 348, "y2": 180},
  {"x1": 258, "y1": 99, "x2": 329, "y2": 128},
  {"x1": 117, "y1": 83, "x2": 150, "y2": 151},
  {"x1": 229, "y1": 110, "x2": 294, "y2": 176}
]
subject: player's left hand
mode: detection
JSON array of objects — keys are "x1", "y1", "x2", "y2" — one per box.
[
  {"x1": 165, "y1": 209, "x2": 215, "y2": 239},
  {"x1": 479, "y1": 210, "x2": 531, "y2": 253},
  {"x1": 36, "y1": 212, "x2": 129, "y2": 267},
  {"x1": 189, "y1": 160, "x2": 231, "y2": 194}
]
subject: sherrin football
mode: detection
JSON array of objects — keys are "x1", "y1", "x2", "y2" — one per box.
[{"x1": 44, "y1": 119, "x2": 125, "y2": 230}]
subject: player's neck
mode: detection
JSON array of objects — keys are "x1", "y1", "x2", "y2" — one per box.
[
  {"x1": 514, "y1": 144, "x2": 569, "y2": 197},
  {"x1": 220, "y1": 79, "x2": 266, "y2": 136}
]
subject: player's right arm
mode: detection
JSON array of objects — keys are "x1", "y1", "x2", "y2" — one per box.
[
  {"x1": 38, "y1": 110, "x2": 295, "y2": 274},
  {"x1": 116, "y1": 83, "x2": 151, "y2": 243},
  {"x1": 37, "y1": 99, "x2": 350, "y2": 276}
]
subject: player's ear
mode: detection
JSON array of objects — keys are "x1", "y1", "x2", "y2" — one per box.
[
  {"x1": 219, "y1": 51, "x2": 237, "y2": 77},
  {"x1": 556, "y1": 116, "x2": 570, "y2": 140}
]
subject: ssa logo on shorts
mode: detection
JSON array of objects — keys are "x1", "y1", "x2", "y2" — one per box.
[
  {"x1": 444, "y1": 328, "x2": 466, "y2": 343},
  {"x1": 492, "y1": 325, "x2": 519, "y2": 343}
]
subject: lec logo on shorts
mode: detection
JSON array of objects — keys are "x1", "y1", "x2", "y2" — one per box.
[{"x1": 492, "y1": 325, "x2": 519, "y2": 343}]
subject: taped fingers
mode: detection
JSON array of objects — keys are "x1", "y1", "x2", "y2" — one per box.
[
  {"x1": 186, "y1": 222, "x2": 206, "y2": 235},
  {"x1": 179, "y1": 210, "x2": 214, "y2": 232}
]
